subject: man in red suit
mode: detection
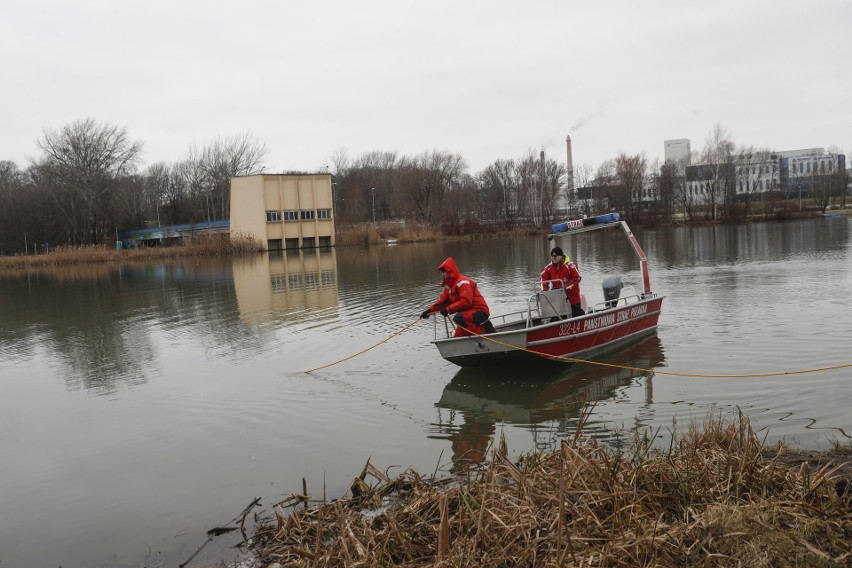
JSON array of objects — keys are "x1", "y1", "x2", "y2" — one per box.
[
  {"x1": 421, "y1": 257, "x2": 495, "y2": 337},
  {"x1": 540, "y1": 246, "x2": 584, "y2": 318}
]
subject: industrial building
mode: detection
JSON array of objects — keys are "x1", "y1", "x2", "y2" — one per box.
[{"x1": 230, "y1": 173, "x2": 335, "y2": 251}]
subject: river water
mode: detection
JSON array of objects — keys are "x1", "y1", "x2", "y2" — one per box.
[{"x1": 1, "y1": 218, "x2": 850, "y2": 567}]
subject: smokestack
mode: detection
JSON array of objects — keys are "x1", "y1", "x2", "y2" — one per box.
[{"x1": 565, "y1": 134, "x2": 575, "y2": 192}]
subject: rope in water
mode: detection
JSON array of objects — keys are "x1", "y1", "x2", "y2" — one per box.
[
  {"x1": 304, "y1": 315, "x2": 852, "y2": 378},
  {"x1": 451, "y1": 322, "x2": 852, "y2": 379},
  {"x1": 303, "y1": 316, "x2": 423, "y2": 374}
]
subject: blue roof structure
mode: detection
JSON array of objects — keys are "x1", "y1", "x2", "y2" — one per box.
[{"x1": 117, "y1": 220, "x2": 230, "y2": 242}]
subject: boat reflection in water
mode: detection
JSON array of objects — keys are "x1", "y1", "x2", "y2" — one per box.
[
  {"x1": 431, "y1": 334, "x2": 665, "y2": 473},
  {"x1": 232, "y1": 248, "x2": 339, "y2": 324}
]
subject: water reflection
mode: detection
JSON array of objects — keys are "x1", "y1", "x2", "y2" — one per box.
[
  {"x1": 232, "y1": 249, "x2": 339, "y2": 324},
  {"x1": 649, "y1": 219, "x2": 849, "y2": 269},
  {"x1": 0, "y1": 260, "x2": 251, "y2": 395},
  {"x1": 430, "y1": 335, "x2": 665, "y2": 472}
]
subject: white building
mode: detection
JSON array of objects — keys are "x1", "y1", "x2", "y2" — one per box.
[
  {"x1": 780, "y1": 148, "x2": 844, "y2": 193},
  {"x1": 686, "y1": 147, "x2": 846, "y2": 203},
  {"x1": 735, "y1": 153, "x2": 781, "y2": 196},
  {"x1": 664, "y1": 139, "x2": 691, "y2": 168}
]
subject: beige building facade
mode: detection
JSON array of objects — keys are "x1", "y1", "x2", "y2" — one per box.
[{"x1": 230, "y1": 174, "x2": 335, "y2": 250}]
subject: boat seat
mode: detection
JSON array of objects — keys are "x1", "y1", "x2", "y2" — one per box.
[
  {"x1": 537, "y1": 289, "x2": 570, "y2": 319},
  {"x1": 618, "y1": 286, "x2": 638, "y2": 305}
]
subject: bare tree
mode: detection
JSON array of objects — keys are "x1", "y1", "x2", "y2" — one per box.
[
  {"x1": 477, "y1": 159, "x2": 519, "y2": 225},
  {"x1": 396, "y1": 150, "x2": 466, "y2": 224},
  {"x1": 831, "y1": 168, "x2": 848, "y2": 209},
  {"x1": 34, "y1": 118, "x2": 143, "y2": 244},
  {"x1": 515, "y1": 151, "x2": 539, "y2": 224},
  {"x1": 730, "y1": 146, "x2": 776, "y2": 221},
  {"x1": 652, "y1": 159, "x2": 678, "y2": 224},
  {"x1": 540, "y1": 152, "x2": 567, "y2": 223},
  {"x1": 570, "y1": 162, "x2": 593, "y2": 217},
  {"x1": 189, "y1": 133, "x2": 267, "y2": 220},
  {"x1": 674, "y1": 149, "x2": 702, "y2": 222},
  {"x1": 0, "y1": 160, "x2": 28, "y2": 253},
  {"x1": 612, "y1": 153, "x2": 646, "y2": 219},
  {"x1": 329, "y1": 146, "x2": 350, "y2": 175},
  {"x1": 811, "y1": 173, "x2": 833, "y2": 213},
  {"x1": 700, "y1": 124, "x2": 736, "y2": 221},
  {"x1": 142, "y1": 162, "x2": 171, "y2": 227},
  {"x1": 591, "y1": 159, "x2": 616, "y2": 214}
]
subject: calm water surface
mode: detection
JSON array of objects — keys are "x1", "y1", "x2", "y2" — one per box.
[{"x1": 1, "y1": 219, "x2": 850, "y2": 567}]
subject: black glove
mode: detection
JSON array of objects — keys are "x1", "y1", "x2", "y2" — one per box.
[
  {"x1": 440, "y1": 308, "x2": 449, "y2": 317},
  {"x1": 420, "y1": 309, "x2": 432, "y2": 319}
]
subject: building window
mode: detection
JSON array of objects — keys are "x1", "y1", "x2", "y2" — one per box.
[
  {"x1": 300, "y1": 210, "x2": 315, "y2": 220},
  {"x1": 317, "y1": 208, "x2": 332, "y2": 220},
  {"x1": 284, "y1": 210, "x2": 298, "y2": 221},
  {"x1": 266, "y1": 210, "x2": 282, "y2": 222}
]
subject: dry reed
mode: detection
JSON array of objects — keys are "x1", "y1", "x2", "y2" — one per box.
[
  {"x1": 335, "y1": 222, "x2": 442, "y2": 246},
  {"x1": 0, "y1": 232, "x2": 263, "y2": 271},
  {"x1": 244, "y1": 413, "x2": 852, "y2": 567}
]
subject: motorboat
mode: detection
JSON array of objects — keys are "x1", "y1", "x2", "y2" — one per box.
[{"x1": 430, "y1": 213, "x2": 664, "y2": 367}]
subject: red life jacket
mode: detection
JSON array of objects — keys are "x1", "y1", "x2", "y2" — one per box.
[
  {"x1": 430, "y1": 257, "x2": 490, "y2": 316},
  {"x1": 540, "y1": 257, "x2": 582, "y2": 305}
]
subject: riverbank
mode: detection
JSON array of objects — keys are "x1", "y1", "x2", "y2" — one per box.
[
  {"x1": 233, "y1": 413, "x2": 851, "y2": 567},
  {"x1": 0, "y1": 233, "x2": 263, "y2": 271},
  {"x1": 0, "y1": 223, "x2": 536, "y2": 271},
  {"x1": 2, "y1": 213, "x2": 847, "y2": 272},
  {"x1": 332, "y1": 220, "x2": 541, "y2": 246}
]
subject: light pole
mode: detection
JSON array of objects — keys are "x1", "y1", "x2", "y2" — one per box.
[
  {"x1": 798, "y1": 181, "x2": 802, "y2": 211},
  {"x1": 371, "y1": 187, "x2": 376, "y2": 225}
]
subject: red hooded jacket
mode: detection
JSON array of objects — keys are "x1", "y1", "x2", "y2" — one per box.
[
  {"x1": 429, "y1": 257, "x2": 490, "y2": 316},
  {"x1": 540, "y1": 257, "x2": 582, "y2": 305}
]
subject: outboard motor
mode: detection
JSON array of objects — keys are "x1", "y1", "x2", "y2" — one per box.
[{"x1": 601, "y1": 275, "x2": 623, "y2": 309}]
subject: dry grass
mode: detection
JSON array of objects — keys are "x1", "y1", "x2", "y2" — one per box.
[
  {"x1": 335, "y1": 222, "x2": 443, "y2": 246},
  {"x1": 244, "y1": 413, "x2": 852, "y2": 567},
  {"x1": 0, "y1": 232, "x2": 263, "y2": 271}
]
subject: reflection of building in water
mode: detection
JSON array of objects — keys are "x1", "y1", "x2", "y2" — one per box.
[
  {"x1": 230, "y1": 173, "x2": 335, "y2": 251},
  {"x1": 431, "y1": 335, "x2": 664, "y2": 473},
  {"x1": 233, "y1": 249, "x2": 339, "y2": 324}
]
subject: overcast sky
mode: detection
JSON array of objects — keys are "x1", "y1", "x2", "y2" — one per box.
[{"x1": 2, "y1": 0, "x2": 850, "y2": 175}]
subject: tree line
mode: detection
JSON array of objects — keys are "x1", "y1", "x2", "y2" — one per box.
[
  {"x1": 328, "y1": 147, "x2": 566, "y2": 233},
  {"x1": 0, "y1": 118, "x2": 266, "y2": 255},
  {"x1": 0, "y1": 118, "x2": 570, "y2": 255},
  {"x1": 1, "y1": 119, "x2": 848, "y2": 255}
]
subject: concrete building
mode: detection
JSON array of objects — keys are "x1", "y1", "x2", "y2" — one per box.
[
  {"x1": 664, "y1": 139, "x2": 691, "y2": 168},
  {"x1": 734, "y1": 153, "x2": 781, "y2": 197},
  {"x1": 684, "y1": 147, "x2": 846, "y2": 204},
  {"x1": 230, "y1": 173, "x2": 335, "y2": 251},
  {"x1": 779, "y1": 148, "x2": 846, "y2": 197}
]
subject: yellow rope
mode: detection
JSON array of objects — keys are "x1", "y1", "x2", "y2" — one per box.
[
  {"x1": 452, "y1": 322, "x2": 852, "y2": 379},
  {"x1": 304, "y1": 314, "x2": 852, "y2": 379},
  {"x1": 303, "y1": 316, "x2": 423, "y2": 374}
]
